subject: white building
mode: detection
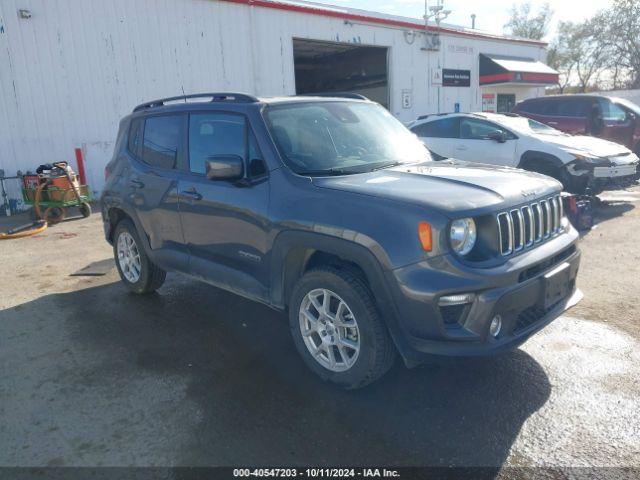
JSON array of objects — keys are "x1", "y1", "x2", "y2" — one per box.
[{"x1": 0, "y1": 0, "x2": 557, "y2": 210}]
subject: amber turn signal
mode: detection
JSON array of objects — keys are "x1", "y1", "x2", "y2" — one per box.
[{"x1": 418, "y1": 222, "x2": 433, "y2": 251}]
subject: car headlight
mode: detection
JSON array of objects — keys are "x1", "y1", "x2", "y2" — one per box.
[
  {"x1": 570, "y1": 152, "x2": 611, "y2": 165},
  {"x1": 449, "y1": 218, "x2": 477, "y2": 255}
]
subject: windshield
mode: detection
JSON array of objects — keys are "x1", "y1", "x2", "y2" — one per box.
[
  {"x1": 495, "y1": 115, "x2": 565, "y2": 136},
  {"x1": 613, "y1": 97, "x2": 640, "y2": 116},
  {"x1": 526, "y1": 118, "x2": 564, "y2": 134},
  {"x1": 264, "y1": 101, "x2": 431, "y2": 175}
]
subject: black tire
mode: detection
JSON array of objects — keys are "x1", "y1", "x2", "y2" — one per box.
[
  {"x1": 79, "y1": 202, "x2": 92, "y2": 218},
  {"x1": 288, "y1": 266, "x2": 396, "y2": 389},
  {"x1": 113, "y1": 218, "x2": 166, "y2": 294}
]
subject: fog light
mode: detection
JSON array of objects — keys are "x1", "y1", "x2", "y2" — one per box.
[
  {"x1": 489, "y1": 315, "x2": 502, "y2": 338},
  {"x1": 438, "y1": 293, "x2": 474, "y2": 306}
]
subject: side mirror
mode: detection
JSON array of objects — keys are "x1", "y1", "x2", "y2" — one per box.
[
  {"x1": 487, "y1": 130, "x2": 507, "y2": 143},
  {"x1": 205, "y1": 155, "x2": 244, "y2": 180}
]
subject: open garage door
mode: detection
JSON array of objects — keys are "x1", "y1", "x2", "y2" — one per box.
[{"x1": 293, "y1": 39, "x2": 389, "y2": 108}]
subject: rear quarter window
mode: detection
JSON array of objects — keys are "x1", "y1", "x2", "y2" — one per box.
[
  {"x1": 411, "y1": 117, "x2": 460, "y2": 138},
  {"x1": 127, "y1": 118, "x2": 143, "y2": 156}
]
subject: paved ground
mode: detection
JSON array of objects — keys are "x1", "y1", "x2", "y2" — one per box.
[{"x1": 0, "y1": 190, "x2": 639, "y2": 470}]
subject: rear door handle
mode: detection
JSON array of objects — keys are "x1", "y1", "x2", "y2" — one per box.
[
  {"x1": 129, "y1": 179, "x2": 144, "y2": 189},
  {"x1": 456, "y1": 145, "x2": 468, "y2": 151},
  {"x1": 547, "y1": 121, "x2": 558, "y2": 126},
  {"x1": 180, "y1": 189, "x2": 202, "y2": 201}
]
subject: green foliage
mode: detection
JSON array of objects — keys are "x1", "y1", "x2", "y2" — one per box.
[{"x1": 504, "y1": 2, "x2": 553, "y2": 40}]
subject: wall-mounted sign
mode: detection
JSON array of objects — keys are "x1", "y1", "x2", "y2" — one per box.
[
  {"x1": 442, "y1": 69, "x2": 471, "y2": 87},
  {"x1": 401, "y1": 89, "x2": 412, "y2": 109},
  {"x1": 482, "y1": 93, "x2": 496, "y2": 112},
  {"x1": 431, "y1": 67, "x2": 442, "y2": 86}
]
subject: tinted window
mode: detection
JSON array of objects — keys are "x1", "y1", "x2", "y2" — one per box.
[
  {"x1": 557, "y1": 99, "x2": 588, "y2": 117},
  {"x1": 412, "y1": 117, "x2": 460, "y2": 138},
  {"x1": 519, "y1": 100, "x2": 543, "y2": 114},
  {"x1": 599, "y1": 98, "x2": 627, "y2": 121},
  {"x1": 142, "y1": 116, "x2": 181, "y2": 169},
  {"x1": 128, "y1": 118, "x2": 143, "y2": 156},
  {"x1": 460, "y1": 118, "x2": 502, "y2": 139},
  {"x1": 189, "y1": 113, "x2": 246, "y2": 174}
]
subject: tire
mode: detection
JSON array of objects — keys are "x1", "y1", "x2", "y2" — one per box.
[
  {"x1": 113, "y1": 218, "x2": 166, "y2": 294},
  {"x1": 79, "y1": 202, "x2": 92, "y2": 218},
  {"x1": 288, "y1": 266, "x2": 395, "y2": 389}
]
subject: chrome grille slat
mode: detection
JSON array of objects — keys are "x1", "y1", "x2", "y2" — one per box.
[
  {"x1": 497, "y1": 195, "x2": 563, "y2": 257},
  {"x1": 541, "y1": 200, "x2": 551, "y2": 238},
  {"x1": 522, "y1": 206, "x2": 534, "y2": 247},
  {"x1": 511, "y1": 209, "x2": 524, "y2": 251}
]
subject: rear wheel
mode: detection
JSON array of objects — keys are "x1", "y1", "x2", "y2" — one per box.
[
  {"x1": 288, "y1": 266, "x2": 395, "y2": 389},
  {"x1": 113, "y1": 219, "x2": 166, "y2": 294},
  {"x1": 79, "y1": 202, "x2": 92, "y2": 218}
]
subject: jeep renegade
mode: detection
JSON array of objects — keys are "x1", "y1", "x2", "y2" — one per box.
[{"x1": 102, "y1": 93, "x2": 582, "y2": 388}]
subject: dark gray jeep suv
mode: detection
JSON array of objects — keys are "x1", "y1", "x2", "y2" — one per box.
[{"x1": 102, "y1": 92, "x2": 582, "y2": 388}]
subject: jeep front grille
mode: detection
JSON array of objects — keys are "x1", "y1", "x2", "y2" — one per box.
[{"x1": 497, "y1": 195, "x2": 563, "y2": 256}]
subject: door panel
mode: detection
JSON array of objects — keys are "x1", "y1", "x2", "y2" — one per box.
[
  {"x1": 411, "y1": 117, "x2": 459, "y2": 159},
  {"x1": 178, "y1": 112, "x2": 271, "y2": 301},
  {"x1": 126, "y1": 114, "x2": 188, "y2": 270},
  {"x1": 597, "y1": 99, "x2": 635, "y2": 147}
]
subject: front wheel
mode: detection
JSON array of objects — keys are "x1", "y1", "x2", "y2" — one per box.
[
  {"x1": 288, "y1": 267, "x2": 395, "y2": 389},
  {"x1": 113, "y1": 219, "x2": 166, "y2": 294}
]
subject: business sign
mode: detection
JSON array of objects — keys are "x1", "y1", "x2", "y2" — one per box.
[
  {"x1": 442, "y1": 69, "x2": 471, "y2": 87},
  {"x1": 482, "y1": 93, "x2": 496, "y2": 112}
]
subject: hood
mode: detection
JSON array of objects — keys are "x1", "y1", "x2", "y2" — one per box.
[
  {"x1": 531, "y1": 132, "x2": 631, "y2": 158},
  {"x1": 312, "y1": 160, "x2": 561, "y2": 215}
]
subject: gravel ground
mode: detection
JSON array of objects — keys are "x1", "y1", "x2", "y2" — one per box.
[{"x1": 0, "y1": 188, "x2": 639, "y2": 471}]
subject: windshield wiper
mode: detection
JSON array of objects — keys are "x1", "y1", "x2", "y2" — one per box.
[
  {"x1": 369, "y1": 161, "x2": 402, "y2": 171},
  {"x1": 298, "y1": 168, "x2": 354, "y2": 176}
]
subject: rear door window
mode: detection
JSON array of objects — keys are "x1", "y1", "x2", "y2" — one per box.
[
  {"x1": 142, "y1": 115, "x2": 182, "y2": 169},
  {"x1": 128, "y1": 118, "x2": 143, "y2": 157},
  {"x1": 188, "y1": 113, "x2": 246, "y2": 174},
  {"x1": 411, "y1": 117, "x2": 460, "y2": 138},
  {"x1": 557, "y1": 99, "x2": 588, "y2": 117}
]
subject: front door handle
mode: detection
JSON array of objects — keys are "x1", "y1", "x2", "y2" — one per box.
[
  {"x1": 180, "y1": 189, "x2": 202, "y2": 201},
  {"x1": 129, "y1": 179, "x2": 145, "y2": 189},
  {"x1": 456, "y1": 145, "x2": 468, "y2": 151}
]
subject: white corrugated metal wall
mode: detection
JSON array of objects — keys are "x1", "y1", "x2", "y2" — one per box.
[{"x1": 0, "y1": 0, "x2": 547, "y2": 209}]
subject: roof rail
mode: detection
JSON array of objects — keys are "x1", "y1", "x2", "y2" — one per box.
[
  {"x1": 133, "y1": 92, "x2": 259, "y2": 112},
  {"x1": 297, "y1": 92, "x2": 369, "y2": 101}
]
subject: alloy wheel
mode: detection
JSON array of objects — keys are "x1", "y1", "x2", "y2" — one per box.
[{"x1": 299, "y1": 288, "x2": 360, "y2": 372}]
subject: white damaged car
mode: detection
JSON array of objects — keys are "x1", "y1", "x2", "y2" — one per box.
[{"x1": 408, "y1": 112, "x2": 640, "y2": 195}]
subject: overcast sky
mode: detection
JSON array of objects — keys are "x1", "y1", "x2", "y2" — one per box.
[{"x1": 310, "y1": 0, "x2": 607, "y2": 41}]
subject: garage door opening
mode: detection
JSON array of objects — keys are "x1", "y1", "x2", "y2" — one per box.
[{"x1": 293, "y1": 39, "x2": 389, "y2": 108}]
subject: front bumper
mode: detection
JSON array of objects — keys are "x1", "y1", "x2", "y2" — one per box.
[{"x1": 386, "y1": 229, "x2": 581, "y2": 365}]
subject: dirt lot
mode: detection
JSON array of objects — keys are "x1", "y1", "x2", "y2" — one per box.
[{"x1": 0, "y1": 189, "x2": 639, "y2": 471}]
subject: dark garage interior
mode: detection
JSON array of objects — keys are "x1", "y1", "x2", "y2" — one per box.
[{"x1": 293, "y1": 38, "x2": 389, "y2": 107}]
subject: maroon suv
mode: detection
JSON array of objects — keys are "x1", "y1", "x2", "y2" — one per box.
[{"x1": 513, "y1": 94, "x2": 640, "y2": 155}]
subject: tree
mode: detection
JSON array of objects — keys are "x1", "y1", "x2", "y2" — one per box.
[
  {"x1": 504, "y1": 2, "x2": 553, "y2": 40},
  {"x1": 597, "y1": 0, "x2": 640, "y2": 89},
  {"x1": 547, "y1": 36, "x2": 575, "y2": 93},
  {"x1": 550, "y1": 20, "x2": 609, "y2": 93}
]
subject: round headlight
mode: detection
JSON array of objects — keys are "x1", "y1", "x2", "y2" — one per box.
[{"x1": 449, "y1": 218, "x2": 477, "y2": 255}]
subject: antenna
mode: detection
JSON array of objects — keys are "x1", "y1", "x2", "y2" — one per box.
[{"x1": 181, "y1": 85, "x2": 186, "y2": 102}]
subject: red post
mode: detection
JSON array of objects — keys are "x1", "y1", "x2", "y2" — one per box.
[{"x1": 74, "y1": 148, "x2": 87, "y2": 185}]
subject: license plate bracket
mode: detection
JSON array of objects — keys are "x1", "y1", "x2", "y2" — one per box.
[{"x1": 542, "y1": 262, "x2": 571, "y2": 309}]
